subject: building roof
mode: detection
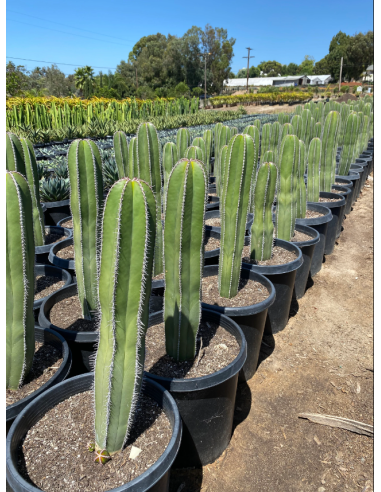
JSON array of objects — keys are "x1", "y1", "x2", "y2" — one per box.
[
  {"x1": 366, "y1": 65, "x2": 373, "y2": 71},
  {"x1": 307, "y1": 75, "x2": 331, "y2": 82},
  {"x1": 223, "y1": 77, "x2": 277, "y2": 87}
]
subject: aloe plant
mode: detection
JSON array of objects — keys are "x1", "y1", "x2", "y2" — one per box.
[
  {"x1": 307, "y1": 138, "x2": 322, "y2": 202},
  {"x1": 94, "y1": 177, "x2": 156, "y2": 457},
  {"x1": 219, "y1": 134, "x2": 255, "y2": 298},
  {"x1": 164, "y1": 159, "x2": 207, "y2": 360},
  {"x1": 113, "y1": 131, "x2": 129, "y2": 178},
  {"x1": 176, "y1": 128, "x2": 191, "y2": 159},
  {"x1": 6, "y1": 171, "x2": 35, "y2": 390},
  {"x1": 250, "y1": 162, "x2": 277, "y2": 261},
  {"x1": 68, "y1": 139, "x2": 104, "y2": 319},
  {"x1": 320, "y1": 111, "x2": 341, "y2": 192},
  {"x1": 338, "y1": 113, "x2": 359, "y2": 176}
]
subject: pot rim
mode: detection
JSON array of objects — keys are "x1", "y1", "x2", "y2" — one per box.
[
  {"x1": 35, "y1": 226, "x2": 72, "y2": 255},
  {"x1": 292, "y1": 223, "x2": 320, "y2": 248},
  {"x1": 49, "y1": 237, "x2": 75, "y2": 270},
  {"x1": 309, "y1": 191, "x2": 345, "y2": 209},
  {"x1": 34, "y1": 264, "x2": 72, "y2": 309},
  {"x1": 42, "y1": 198, "x2": 70, "y2": 209},
  {"x1": 57, "y1": 216, "x2": 72, "y2": 228}
]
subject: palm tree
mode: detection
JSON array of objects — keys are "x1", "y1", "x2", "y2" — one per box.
[{"x1": 74, "y1": 66, "x2": 95, "y2": 96}]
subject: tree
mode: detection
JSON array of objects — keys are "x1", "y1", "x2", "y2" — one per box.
[
  {"x1": 257, "y1": 61, "x2": 283, "y2": 76},
  {"x1": 313, "y1": 55, "x2": 330, "y2": 75},
  {"x1": 74, "y1": 65, "x2": 95, "y2": 96},
  {"x1": 44, "y1": 65, "x2": 70, "y2": 97},
  {"x1": 326, "y1": 31, "x2": 351, "y2": 81},
  {"x1": 6, "y1": 61, "x2": 29, "y2": 97},
  {"x1": 346, "y1": 31, "x2": 374, "y2": 80},
  {"x1": 298, "y1": 55, "x2": 315, "y2": 74}
]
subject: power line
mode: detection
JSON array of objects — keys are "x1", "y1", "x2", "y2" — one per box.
[
  {"x1": 7, "y1": 18, "x2": 134, "y2": 47},
  {"x1": 6, "y1": 56, "x2": 119, "y2": 70},
  {"x1": 7, "y1": 9, "x2": 137, "y2": 44}
]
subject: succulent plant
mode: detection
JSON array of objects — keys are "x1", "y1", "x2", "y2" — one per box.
[
  {"x1": 102, "y1": 156, "x2": 119, "y2": 191},
  {"x1": 250, "y1": 162, "x2": 277, "y2": 261},
  {"x1": 192, "y1": 137, "x2": 206, "y2": 161},
  {"x1": 278, "y1": 113, "x2": 290, "y2": 125},
  {"x1": 6, "y1": 132, "x2": 26, "y2": 175},
  {"x1": 260, "y1": 123, "x2": 272, "y2": 162},
  {"x1": 162, "y1": 142, "x2": 178, "y2": 209},
  {"x1": 338, "y1": 113, "x2": 359, "y2": 176},
  {"x1": 50, "y1": 159, "x2": 68, "y2": 179},
  {"x1": 202, "y1": 129, "x2": 212, "y2": 173},
  {"x1": 219, "y1": 134, "x2": 255, "y2": 298},
  {"x1": 6, "y1": 171, "x2": 35, "y2": 390},
  {"x1": 253, "y1": 119, "x2": 261, "y2": 131},
  {"x1": 296, "y1": 140, "x2": 307, "y2": 218},
  {"x1": 313, "y1": 121, "x2": 322, "y2": 139},
  {"x1": 68, "y1": 139, "x2": 104, "y2": 320},
  {"x1": 215, "y1": 126, "x2": 230, "y2": 196},
  {"x1": 185, "y1": 145, "x2": 204, "y2": 162},
  {"x1": 128, "y1": 136, "x2": 138, "y2": 177},
  {"x1": 113, "y1": 131, "x2": 129, "y2": 178},
  {"x1": 261, "y1": 150, "x2": 277, "y2": 165},
  {"x1": 291, "y1": 115, "x2": 304, "y2": 140},
  {"x1": 176, "y1": 127, "x2": 191, "y2": 159},
  {"x1": 307, "y1": 137, "x2": 322, "y2": 202},
  {"x1": 301, "y1": 109, "x2": 312, "y2": 145},
  {"x1": 164, "y1": 159, "x2": 207, "y2": 360},
  {"x1": 94, "y1": 177, "x2": 156, "y2": 456},
  {"x1": 320, "y1": 111, "x2": 341, "y2": 192},
  {"x1": 269, "y1": 121, "x2": 281, "y2": 155},
  {"x1": 39, "y1": 177, "x2": 70, "y2": 202}
]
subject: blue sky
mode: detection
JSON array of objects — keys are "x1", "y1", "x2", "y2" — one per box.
[{"x1": 6, "y1": 0, "x2": 373, "y2": 76}]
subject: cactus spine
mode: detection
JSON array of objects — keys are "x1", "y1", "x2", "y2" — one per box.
[
  {"x1": 260, "y1": 123, "x2": 272, "y2": 162},
  {"x1": 68, "y1": 139, "x2": 104, "y2": 319},
  {"x1": 113, "y1": 131, "x2": 129, "y2": 178},
  {"x1": 250, "y1": 162, "x2": 277, "y2": 261},
  {"x1": 20, "y1": 138, "x2": 45, "y2": 246},
  {"x1": 296, "y1": 140, "x2": 307, "y2": 218},
  {"x1": 185, "y1": 145, "x2": 204, "y2": 162},
  {"x1": 338, "y1": 113, "x2": 359, "y2": 176},
  {"x1": 6, "y1": 133, "x2": 26, "y2": 175},
  {"x1": 6, "y1": 171, "x2": 35, "y2": 390},
  {"x1": 203, "y1": 129, "x2": 212, "y2": 173},
  {"x1": 320, "y1": 111, "x2": 341, "y2": 192},
  {"x1": 307, "y1": 138, "x2": 322, "y2": 202},
  {"x1": 176, "y1": 128, "x2": 191, "y2": 159},
  {"x1": 276, "y1": 135, "x2": 299, "y2": 241},
  {"x1": 136, "y1": 122, "x2": 163, "y2": 276},
  {"x1": 128, "y1": 137, "x2": 138, "y2": 177},
  {"x1": 219, "y1": 134, "x2": 255, "y2": 298},
  {"x1": 164, "y1": 159, "x2": 207, "y2": 361},
  {"x1": 94, "y1": 178, "x2": 156, "y2": 456}
]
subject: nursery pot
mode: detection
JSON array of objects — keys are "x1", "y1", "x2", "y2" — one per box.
[
  {"x1": 205, "y1": 210, "x2": 253, "y2": 235},
  {"x1": 146, "y1": 308, "x2": 246, "y2": 467},
  {"x1": 336, "y1": 172, "x2": 361, "y2": 209},
  {"x1": 331, "y1": 185, "x2": 351, "y2": 237},
  {"x1": 57, "y1": 215, "x2": 72, "y2": 228},
  {"x1": 39, "y1": 283, "x2": 97, "y2": 376},
  {"x1": 48, "y1": 237, "x2": 75, "y2": 272},
  {"x1": 34, "y1": 264, "x2": 72, "y2": 310},
  {"x1": 291, "y1": 224, "x2": 320, "y2": 300},
  {"x1": 206, "y1": 195, "x2": 220, "y2": 211},
  {"x1": 334, "y1": 177, "x2": 353, "y2": 215},
  {"x1": 201, "y1": 265, "x2": 275, "y2": 382},
  {"x1": 242, "y1": 238, "x2": 303, "y2": 345},
  {"x1": 204, "y1": 229, "x2": 220, "y2": 266},
  {"x1": 6, "y1": 374, "x2": 182, "y2": 492},
  {"x1": 309, "y1": 192, "x2": 345, "y2": 255},
  {"x1": 349, "y1": 165, "x2": 365, "y2": 199},
  {"x1": 42, "y1": 198, "x2": 71, "y2": 226},
  {"x1": 360, "y1": 153, "x2": 373, "y2": 175},
  {"x1": 6, "y1": 326, "x2": 72, "y2": 435},
  {"x1": 354, "y1": 159, "x2": 369, "y2": 188},
  {"x1": 35, "y1": 226, "x2": 72, "y2": 265}
]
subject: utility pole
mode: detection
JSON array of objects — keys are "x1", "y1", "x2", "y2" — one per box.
[
  {"x1": 199, "y1": 52, "x2": 211, "y2": 107},
  {"x1": 338, "y1": 57, "x2": 343, "y2": 92},
  {"x1": 243, "y1": 48, "x2": 255, "y2": 92}
]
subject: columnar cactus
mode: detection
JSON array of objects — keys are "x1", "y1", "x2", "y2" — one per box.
[
  {"x1": 338, "y1": 113, "x2": 359, "y2": 176},
  {"x1": 176, "y1": 128, "x2": 191, "y2": 159},
  {"x1": 269, "y1": 121, "x2": 281, "y2": 155},
  {"x1": 278, "y1": 113, "x2": 290, "y2": 124},
  {"x1": 253, "y1": 119, "x2": 261, "y2": 131},
  {"x1": 313, "y1": 121, "x2": 322, "y2": 139},
  {"x1": 164, "y1": 159, "x2": 207, "y2": 361},
  {"x1": 291, "y1": 114, "x2": 304, "y2": 140},
  {"x1": 162, "y1": 142, "x2": 178, "y2": 209},
  {"x1": 307, "y1": 138, "x2": 322, "y2": 202},
  {"x1": 6, "y1": 132, "x2": 26, "y2": 175},
  {"x1": 276, "y1": 135, "x2": 299, "y2": 241},
  {"x1": 360, "y1": 115, "x2": 370, "y2": 154},
  {"x1": 296, "y1": 140, "x2": 307, "y2": 219},
  {"x1": 260, "y1": 123, "x2": 272, "y2": 162},
  {"x1": 215, "y1": 126, "x2": 230, "y2": 196},
  {"x1": 128, "y1": 137, "x2": 137, "y2": 177},
  {"x1": 219, "y1": 145, "x2": 229, "y2": 199},
  {"x1": 301, "y1": 109, "x2": 312, "y2": 145},
  {"x1": 230, "y1": 126, "x2": 238, "y2": 136},
  {"x1": 113, "y1": 131, "x2": 129, "y2": 178},
  {"x1": 6, "y1": 171, "x2": 35, "y2": 390},
  {"x1": 243, "y1": 124, "x2": 260, "y2": 168},
  {"x1": 219, "y1": 134, "x2": 255, "y2": 298},
  {"x1": 94, "y1": 177, "x2": 156, "y2": 456},
  {"x1": 250, "y1": 162, "x2": 277, "y2": 261},
  {"x1": 20, "y1": 138, "x2": 45, "y2": 246},
  {"x1": 185, "y1": 145, "x2": 204, "y2": 162},
  {"x1": 278, "y1": 123, "x2": 294, "y2": 154},
  {"x1": 192, "y1": 137, "x2": 206, "y2": 162},
  {"x1": 320, "y1": 111, "x2": 341, "y2": 192},
  {"x1": 337, "y1": 103, "x2": 350, "y2": 146},
  {"x1": 354, "y1": 112, "x2": 364, "y2": 158},
  {"x1": 261, "y1": 150, "x2": 277, "y2": 165},
  {"x1": 136, "y1": 122, "x2": 163, "y2": 276},
  {"x1": 295, "y1": 105, "x2": 303, "y2": 116},
  {"x1": 203, "y1": 129, "x2": 212, "y2": 173}
]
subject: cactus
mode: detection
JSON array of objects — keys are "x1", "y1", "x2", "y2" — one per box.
[
  {"x1": 337, "y1": 103, "x2": 350, "y2": 146},
  {"x1": 203, "y1": 129, "x2": 212, "y2": 173},
  {"x1": 320, "y1": 111, "x2": 341, "y2": 192},
  {"x1": 301, "y1": 109, "x2": 312, "y2": 145},
  {"x1": 219, "y1": 134, "x2": 255, "y2": 298},
  {"x1": 338, "y1": 113, "x2": 359, "y2": 176},
  {"x1": 185, "y1": 145, "x2": 204, "y2": 162},
  {"x1": 215, "y1": 126, "x2": 230, "y2": 196},
  {"x1": 162, "y1": 142, "x2": 178, "y2": 209},
  {"x1": 250, "y1": 162, "x2": 277, "y2": 261},
  {"x1": 136, "y1": 122, "x2": 163, "y2": 276},
  {"x1": 230, "y1": 126, "x2": 238, "y2": 136},
  {"x1": 113, "y1": 131, "x2": 129, "y2": 178},
  {"x1": 296, "y1": 140, "x2": 307, "y2": 218},
  {"x1": 278, "y1": 123, "x2": 294, "y2": 154},
  {"x1": 164, "y1": 159, "x2": 207, "y2": 361},
  {"x1": 291, "y1": 115, "x2": 304, "y2": 140},
  {"x1": 354, "y1": 112, "x2": 364, "y2": 158},
  {"x1": 20, "y1": 138, "x2": 45, "y2": 246},
  {"x1": 278, "y1": 113, "x2": 290, "y2": 125},
  {"x1": 261, "y1": 150, "x2": 277, "y2": 165},
  {"x1": 128, "y1": 137, "x2": 138, "y2": 178},
  {"x1": 219, "y1": 145, "x2": 229, "y2": 199},
  {"x1": 295, "y1": 105, "x2": 303, "y2": 116},
  {"x1": 94, "y1": 177, "x2": 156, "y2": 456},
  {"x1": 253, "y1": 119, "x2": 261, "y2": 132},
  {"x1": 360, "y1": 114, "x2": 370, "y2": 154},
  {"x1": 6, "y1": 132, "x2": 26, "y2": 175},
  {"x1": 260, "y1": 123, "x2": 272, "y2": 162},
  {"x1": 6, "y1": 171, "x2": 35, "y2": 390},
  {"x1": 276, "y1": 135, "x2": 299, "y2": 241},
  {"x1": 192, "y1": 137, "x2": 206, "y2": 162},
  {"x1": 313, "y1": 121, "x2": 322, "y2": 139},
  {"x1": 68, "y1": 139, "x2": 104, "y2": 319},
  {"x1": 307, "y1": 138, "x2": 322, "y2": 202},
  {"x1": 243, "y1": 124, "x2": 260, "y2": 168},
  {"x1": 269, "y1": 121, "x2": 281, "y2": 155},
  {"x1": 176, "y1": 128, "x2": 191, "y2": 159}
]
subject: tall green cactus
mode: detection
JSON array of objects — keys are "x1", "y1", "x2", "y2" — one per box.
[
  {"x1": 260, "y1": 123, "x2": 272, "y2": 162},
  {"x1": 250, "y1": 162, "x2": 277, "y2": 261},
  {"x1": 192, "y1": 137, "x2": 206, "y2": 161},
  {"x1": 162, "y1": 142, "x2": 178, "y2": 209},
  {"x1": 269, "y1": 121, "x2": 281, "y2": 155},
  {"x1": 219, "y1": 134, "x2": 255, "y2": 298},
  {"x1": 320, "y1": 111, "x2": 341, "y2": 192},
  {"x1": 219, "y1": 145, "x2": 229, "y2": 198},
  {"x1": 6, "y1": 171, "x2": 35, "y2": 390},
  {"x1": 20, "y1": 138, "x2": 45, "y2": 246},
  {"x1": 215, "y1": 126, "x2": 230, "y2": 196},
  {"x1": 295, "y1": 105, "x2": 303, "y2": 116},
  {"x1": 276, "y1": 135, "x2": 299, "y2": 241},
  {"x1": 337, "y1": 103, "x2": 350, "y2": 146},
  {"x1": 113, "y1": 131, "x2": 129, "y2": 178},
  {"x1": 68, "y1": 139, "x2": 104, "y2": 319},
  {"x1": 164, "y1": 159, "x2": 207, "y2": 361},
  {"x1": 360, "y1": 115, "x2": 370, "y2": 154},
  {"x1": 354, "y1": 112, "x2": 364, "y2": 158},
  {"x1": 230, "y1": 126, "x2": 238, "y2": 136},
  {"x1": 203, "y1": 129, "x2": 212, "y2": 173},
  {"x1": 301, "y1": 109, "x2": 312, "y2": 145},
  {"x1": 278, "y1": 113, "x2": 290, "y2": 124},
  {"x1": 313, "y1": 121, "x2": 322, "y2": 139},
  {"x1": 307, "y1": 138, "x2": 322, "y2": 202},
  {"x1": 6, "y1": 132, "x2": 26, "y2": 175},
  {"x1": 261, "y1": 150, "x2": 277, "y2": 165},
  {"x1": 128, "y1": 137, "x2": 137, "y2": 177},
  {"x1": 136, "y1": 122, "x2": 163, "y2": 276},
  {"x1": 243, "y1": 124, "x2": 260, "y2": 168},
  {"x1": 291, "y1": 114, "x2": 304, "y2": 140},
  {"x1": 253, "y1": 119, "x2": 261, "y2": 131},
  {"x1": 94, "y1": 178, "x2": 156, "y2": 456},
  {"x1": 176, "y1": 128, "x2": 191, "y2": 159},
  {"x1": 296, "y1": 140, "x2": 307, "y2": 218},
  {"x1": 185, "y1": 145, "x2": 204, "y2": 162},
  {"x1": 278, "y1": 123, "x2": 294, "y2": 153},
  {"x1": 338, "y1": 113, "x2": 359, "y2": 176}
]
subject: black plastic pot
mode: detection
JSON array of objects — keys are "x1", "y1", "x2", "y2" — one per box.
[
  {"x1": 201, "y1": 265, "x2": 275, "y2": 382},
  {"x1": 42, "y1": 198, "x2": 71, "y2": 226},
  {"x1": 6, "y1": 374, "x2": 182, "y2": 492},
  {"x1": 242, "y1": 238, "x2": 303, "y2": 342},
  {"x1": 206, "y1": 195, "x2": 219, "y2": 211},
  {"x1": 309, "y1": 192, "x2": 345, "y2": 255},
  {"x1": 6, "y1": 326, "x2": 72, "y2": 435},
  {"x1": 205, "y1": 210, "x2": 253, "y2": 235},
  {"x1": 204, "y1": 229, "x2": 220, "y2": 266},
  {"x1": 292, "y1": 224, "x2": 320, "y2": 300},
  {"x1": 57, "y1": 215, "x2": 72, "y2": 228},
  {"x1": 334, "y1": 177, "x2": 353, "y2": 215},
  {"x1": 146, "y1": 308, "x2": 246, "y2": 467},
  {"x1": 331, "y1": 185, "x2": 351, "y2": 238},
  {"x1": 34, "y1": 264, "x2": 72, "y2": 310},
  {"x1": 49, "y1": 237, "x2": 74, "y2": 272},
  {"x1": 39, "y1": 283, "x2": 97, "y2": 375},
  {"x1": 349, "y1": 165, "x2": 365, "y2": 199},
  {"x1": 336, "y1": 172, "x2": 361, "y2": 209},
  {"x1": 35, "y1": 226, "x2": 72, "y2": 265},
  {"x1": 360, "y1": 153, "x2": 373, "y2": 175},
  {"x1": 354, "y1": 158, "x2": 369, "y2": 188}
]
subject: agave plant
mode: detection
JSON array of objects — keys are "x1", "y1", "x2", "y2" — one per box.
[
  {"x1": 102, "y1": 156, "x2": 119, "y2": 190},
  {"x1": 39, "y1": 177, "x2": 70, "y2": 202}
]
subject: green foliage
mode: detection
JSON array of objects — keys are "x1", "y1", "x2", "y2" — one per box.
[{"x1": 39, "y1": 177, "x2": 70, "y2": 202}]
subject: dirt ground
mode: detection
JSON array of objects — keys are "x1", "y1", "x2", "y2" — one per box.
[
  {"x1": 210, "y1": 103, "x2": 304, "y2": 115},
  {"x1": 169, "y1": 175, "x2": 374, "y2": 492}
]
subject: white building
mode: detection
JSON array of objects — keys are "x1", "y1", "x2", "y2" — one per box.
[
  {"x1": 361, "y1": 65, "x2": 373, "y2": 82},
  {"x1": 223, "y1": 74, "x2": 331, "y2": 90}
]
